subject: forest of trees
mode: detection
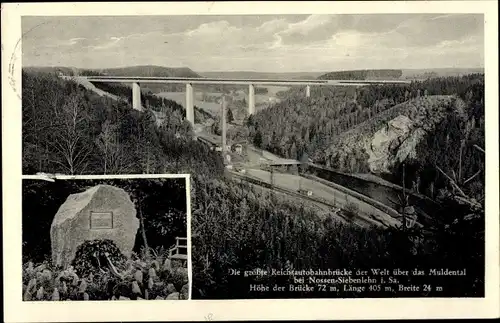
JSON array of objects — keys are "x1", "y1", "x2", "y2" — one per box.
[
  {"x1": 318, "y1": 69, "x2": 403, "y2": 80},
  {"x1": 191, "y1": 176, "x2": 483, "y2": 298},
  {"x1": 248, "y1": 81, "x2": 426, "y2": 161},
  {"x1": 248, "y1": 75, "x2": 485, "y2": 199},
  {"x1": 397, "y1": 77, "x2": 485, "y2": 201},
  {"x1": 22, "y1": 70, "x2": 223, "y2": 176},
  {"x1": 78, "y1": 70, "x2": 213, "y2": 123},
  {"x1": 21, "y1": 70, "x2": 485, "y2": 298}
]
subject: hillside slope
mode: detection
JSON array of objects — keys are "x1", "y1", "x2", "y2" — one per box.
[
  {"x1": 66, "y1": 70, "x2": 214, "y2": 125},
  {"x1": 62, "y1": 75, "x2": 175, "y2": 128},
  {"x1": 200, "y1": 71, "x2": 325, "y2": 79},
  {"x1": 248, "y1": 74, "x2": 484, "y2": 201},
  {"x1": 318, "y1": 69, "x2": 403, "y2": 80},
  {"x1": 317, "y1": 68, "x2": 485, "y2": 81},
  {"x1": 97, "y1": 65, "x2": 201, "y2": 78},
  {"x1": 322, "y1": 95, "x2": 464, "y2": 173},
  {"x1": 24, "y1": 65, "x2": 201, "y2": 78},
  {"x1": 22, "y1": 70, "x2": 223, "y2": 176},
  {"x1": 401, "y1": 68, "x2": 485, "y2": 80},
  {"x1": 60, "y1": 75, "x2": 123, "y2": 102}
]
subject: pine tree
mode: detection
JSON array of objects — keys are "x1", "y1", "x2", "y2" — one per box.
[
  {"x1": 227, "y1": 107, "x2": 234, "y2": 124},
  {"x1": 253, "y1": 130, "x2": 263, "y2": 147}
]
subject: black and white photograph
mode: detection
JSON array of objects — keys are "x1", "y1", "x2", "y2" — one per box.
[
  {"x1": 21, "y1": 13, "x2": 485, "y2": 299},
  {"x1": 2, "y1": 1, "x2": 499, "y2": 321},
  {"x1": 22, "y1": 175, "x2": 190, "y2": 301}
]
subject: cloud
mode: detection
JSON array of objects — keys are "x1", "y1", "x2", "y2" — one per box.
[
  {"x1": 186, "y1": 20, "x2": 234, "y2": 36},
  {"x1": 88, "y1": 37, "x2": 124, "y2": 50},
  {"x1": 22, "y1": 14, "x2": 484, "y2": 72},
  {"x1": 390, "y1": 14, "x2": 483, "y2": 47},
  {"x1": 435, "y1": 35, "x2": 482, "y2": 49},
  {"x1": 68, "y1": 38, "x2": 86, "y2": 45},
  {"x1": 258, "y1": 18, "x2": 288, "y2": 34},
  {"x1": 282, "y1": 14, "x2": 333, "y2": 34},
  {"x1": 277, "y1": 15, "x2": 337, "y2": 45}
]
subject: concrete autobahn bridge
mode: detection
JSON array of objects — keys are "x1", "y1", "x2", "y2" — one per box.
[
  {"x1": 75, "y1": 76, "x2": 411, "y2": 126},
  {"x1": 74, "y1": 75, "x2": 417, "y2": 227}
]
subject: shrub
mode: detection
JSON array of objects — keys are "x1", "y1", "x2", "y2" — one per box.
[
  {"x1": 22, "y1": 246, "x2": 189, "y2": 301},
  {"x1": 344, "y1": 201, "x2": 359, "y2": 220},
  {"x1": 72, "y1": 239, "x2": 127, "y2": 278}
]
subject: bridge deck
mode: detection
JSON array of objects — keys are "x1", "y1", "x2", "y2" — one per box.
[{"x1": 75, "y1": 76, "x2": 411, "y2": 86}]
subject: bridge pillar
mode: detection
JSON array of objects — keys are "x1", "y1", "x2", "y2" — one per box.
[
  {"x1": 221, "y1": 95, "x2": 227, "y2": 160},
  {"x1": 248, "y1": 84, "x2": 255, "y2": 115},
  {"x1": 306, "y1": 85, "x2": 311, "y2": 98},
  {"x1": 186, "y1": 83, "x2": 194, "y2": 125},
  {"x1": 132, "y1": 82, "x2": 142, "y2": 111}
]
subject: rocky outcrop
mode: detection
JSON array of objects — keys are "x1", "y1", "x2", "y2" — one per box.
[
  {"x1": 325, "y1": 95, "x2": 466, "y2": 174},
  {"x1": 365, "y1": 115, "x2": 428, "y2": 173},
  {"x1": 364, "y1": 96, "x2": 466, "y2": 173}
]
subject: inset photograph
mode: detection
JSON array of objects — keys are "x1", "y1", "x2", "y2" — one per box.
[
  {"x1": 20, "y1": 14, "x2": 485, "y2": 301},
  {"x1": 22, "y1": 175, "x2": 190, "y2": 301}
]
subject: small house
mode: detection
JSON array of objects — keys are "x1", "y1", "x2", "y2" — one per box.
[
  {"x1": 298, "y1": 189, "x2": 313, "y2": 197},
  {"x1": 234, "y1": 144, "x2": 243, "y2": 155},
  {"x1": 197, "y1": 136, "x2": 218, "y2": 150}
]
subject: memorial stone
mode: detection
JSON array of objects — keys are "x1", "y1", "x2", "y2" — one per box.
[{"x1": 50, "y1": 184, "x2": 139, "y2": 268}]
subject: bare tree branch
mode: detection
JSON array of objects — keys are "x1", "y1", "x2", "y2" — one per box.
[
  {"x1": 463, "y1": 169, "x2": 482, "y2": 185},
  {"x1": 47, "y1": 94, "x2": 93, "y2": 174},
  {"x1": 473, "y1": 144, "x2": 485, "y2": 154},
  {"x1": 436, "y1": 165, "x2": 467, "y2": 198}
]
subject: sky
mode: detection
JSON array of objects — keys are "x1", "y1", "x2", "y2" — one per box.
[{"x1": 22, "y1": 14, "x2": 484, "y2": 73}]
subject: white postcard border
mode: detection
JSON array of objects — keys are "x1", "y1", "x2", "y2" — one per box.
[{"x1": 2, "y1": 1, "x2": 499, "y2": 321}]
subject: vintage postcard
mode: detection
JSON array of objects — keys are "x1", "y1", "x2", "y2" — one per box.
[{"x1": 2, "y1": 1, "x2": 499, "y2": 321}]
